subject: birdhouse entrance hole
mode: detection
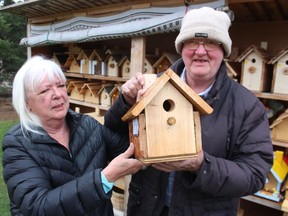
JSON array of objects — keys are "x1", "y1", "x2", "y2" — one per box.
[{"x1": 163, "y1": 99, "x2": 175, "y2": 112}]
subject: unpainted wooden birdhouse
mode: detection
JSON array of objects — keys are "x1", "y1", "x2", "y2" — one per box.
[
  {"x1": 268, "y1": 48, "x2": 288, "y2": 94},
  {"x1": 118, "y1": 55, "x2": 130, "y2": 78},
  {"x1": 79, "y1": 83, "x2": 102, "y2": 104},
  {"x1": 105, "y1": 49, "x2": 127, "y2": 77},
  {"x1": 98, "y1": 84, "x2": 115, "y2": 107},
  {"x1": 64, "y1": 54, "x2": 81, "y2": 73},
  {"x1": 270, "y1": 109, "x2": 288, "y2": 143},
  {"x1": 153, "y1": 52, "x2": 180, "y2": 74},
  {"x1": 89, "y1": 49, "x2": 107, "y2": 75},
  {"x1": 121, "y1": 69, "x2": 213, "y2": 163},
  {"x1": 66, "y1": 80, "x2": 85, "y2": 101},
  {"x1": 236, "y1": 45, "x2": 271, "y2": 92},
  {"x1": 77, "y1": 49, "x2": 93, "y2": 74}
]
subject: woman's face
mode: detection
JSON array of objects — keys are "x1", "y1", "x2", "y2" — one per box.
[
  {"x1": 181, "y1": 38, "x2": 224, "y2": 83},
  {"x1": 27, "y1": 75, "x2": 69, "y2": 123}
]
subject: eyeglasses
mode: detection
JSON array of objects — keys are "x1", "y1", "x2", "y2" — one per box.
[{"x1": 183, "y1": 40, "x2": 222, "y2": 51}]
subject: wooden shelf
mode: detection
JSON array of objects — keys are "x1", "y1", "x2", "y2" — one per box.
[
  {"x1": 252, "y1": 91, "x2": 288, "y2": 101},
  {"x1": 273, "y1": 140, "x2": 288, "y2": 148},
  {"x1": 64, "y1": 72, "x2": 128, "y2": 82},
  {"x1": 241, "y1": 195, "x2": 283, "y2": 211},
  {"x1": 69, "y1": 98, "x2": 98, "y2": 109}
]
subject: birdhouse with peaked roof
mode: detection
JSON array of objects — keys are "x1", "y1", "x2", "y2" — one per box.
[
  {"x1": 77, "y1": 49, "x2": 94, "y2": 74},
  {"x1": 67, "y1": 80, "x2": 85, "y2": 101},
  {"x1": 105, "y1": 49, "x2": 127, "y2": 77},
  {"x1": 121, "y1": 69, "x2": 213, "y2": 163},
  {"x1": 89, "y1": 49, "x2": 107, "y2": 75},
  {"x1": 98, "y1": 84, "x2": 115, "y2": 108},
  {"x1": 255, "y1": 150, "x2": 288, "y2": 202},
  {"x1": 270, "y1": 109, "x2": 288, "y2": 143},
  {"x1": 79, "y1": 83, "x2": 102, "y2": 104},
  {"x1": 153, "y1": 52, "x2": 180, "y2": 74},
  {"x1": 64, "y1": 54, "x2": 80, "y2": 73},
  {"x1": 236, "y1": 45, "x2": 272, "y2": 92},
  {"x1": 118, "y1": 55, "x2": 130, "y2": 78},
  {"x1": 268, "y1": 48, "x2": 288, "y2": 94}
]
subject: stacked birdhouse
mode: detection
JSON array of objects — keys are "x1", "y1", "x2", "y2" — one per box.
[
  {"x1": 66, "y1": 80, "x2": 85, "y2": 101},
  {"x1": 236, "y1": 45, "x2": 272, "y2": 92},
  {"x1": 270, "y1": 109, "x2": 288, "y2": 143},
  {"x1": 153, "y1": 52, "x2": 180, "y2": 74},
  {"x1": 255, "y1": 150, "x2": 288, "y2": 202},
  {"x1": 121, "y1": 68, "x2": 213, "y2": 164},
  {"x1": 79, "y1": 83, "x2": 102, "y2": 104},
  {"x1": 268, "y1": 47, "x2": 288, "y2": 94},
  {"x1": 89, "y1": 49, "x2": 107, "y2": 75}
]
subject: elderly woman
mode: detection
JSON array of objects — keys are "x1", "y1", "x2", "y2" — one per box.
[{"x1": 2, "y1": 55, "x2": 143, "y2": 216}]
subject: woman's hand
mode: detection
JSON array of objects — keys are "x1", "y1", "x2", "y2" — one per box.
[{"x1": 102, "y1": 143, "x2": 144, "y2": 182}]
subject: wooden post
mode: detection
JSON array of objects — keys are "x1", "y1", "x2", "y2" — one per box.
[
  {"x1": 123, "y1": 36, "x2": 146, "y2": 215},
  {"x1": 130, "y1": 36, "x2": 146, "y2": 77}
]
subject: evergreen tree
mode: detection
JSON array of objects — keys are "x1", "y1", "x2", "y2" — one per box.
[{"x1": 0, "y1": 0, "x2": 27, "y2": 76}]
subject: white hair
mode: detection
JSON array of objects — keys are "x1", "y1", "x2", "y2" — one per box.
[{"x1": 12, "y1": 55, "x2": 67, "y2": 135}]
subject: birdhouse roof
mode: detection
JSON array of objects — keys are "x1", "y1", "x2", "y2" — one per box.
[
  {"x1": 121, "y1": 68, "x2": 213, "y2": 121},
  {"x1": 153, "y1": 52, "x2": 180, "y2": 67},
  {"x1": 98, "y1": 84, "x2": 115, "y2": 95},
  {"x1": 235, "y1": 45, "x2": 271, "y2": 63},
  {"x1": 109, "y1": 84, "x2": 122, "y2": 97},
  {"x1": 64, "y1": 54, "x2": 80, "y2": 67},
  {"x1": 268, "y1": 47, "x2": 288, "y2": 64},
  {"x1": 79, "y1": 83, "x2": 102, "y2": 96},
  {"x1": 270, "y1": 109, "x2": 288, "y2": 129},
  {"x1": 77, "y1": 49, "x2": 94, "y2": 60},
  {"x1": 117, "y1": 55, "x2": 131, "y2": 67},
  {"x1": 89, "y1": 49, "x2": 106, "y2": 61},
  {"x1": 225, "y1": 61, "x2": 239, "y2": 77},
  {"x1": 66, "y1": 80, "x2": 85, "y2": 93}
]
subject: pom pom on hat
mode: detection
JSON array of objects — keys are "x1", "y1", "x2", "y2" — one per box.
[{"x1": 175, "y1": 7, "x2": 232, "y2": 57}]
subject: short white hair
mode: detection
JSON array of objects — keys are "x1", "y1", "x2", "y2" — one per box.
[{"x1": 12, "y1": 55, "x2": 67, "y2": 135}]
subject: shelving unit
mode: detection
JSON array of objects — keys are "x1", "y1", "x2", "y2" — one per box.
[{"x1": 1, "y1": 0, "x2": 288, "y2": 215}]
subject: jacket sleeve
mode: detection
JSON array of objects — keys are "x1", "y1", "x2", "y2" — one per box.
[
  {"x1": 104, "y1": 94, "x2": 132, "y2": 134},
  {"x1": 181, "y1": 98, "x2": 273, "y2": 197},
  {"x1": 2, "y1": 132, "x2": 111, "y2": 216}
]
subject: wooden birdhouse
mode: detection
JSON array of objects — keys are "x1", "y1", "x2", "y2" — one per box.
[
  {"x1": 110, "y1": 84, "x2": 122, "y2": 105},
  {"x1": 79, "y1": 83, "x2": 102, "y2": 104},
  {"x1": 67, "y1": 80, "x2": 85, "y2": 101},
  {"x1": 121, "y1": 69, "x2": 213, "y2": 163},
  {"x1": 225, "y1": 61, "x2": 240, "y2": 82},
  {"x1": 64, "y1": 54, "x2": 80, "y2": 73},
  {"x1": 51, "y1": 53, "x2": 69, "y2": 71},
  {"x1": 98, "y1": 84, "x2": 115, "y2": 107},
  {"x1": 236, "y1": 45, "x2": 271, "y2": 92},
  {"x1": 255, "y1": 151, "x2": 288, "y2": 202},
  {"x1": 270, "y1": 109, "x2": 288, "y2": 143},
  {"x1": 144, "y1": 55, "x2": 158, "y2": 74},
  {"x1": 118, "y1": 55, "x2": 130, "y2": 78},
  {"x1": 268, "y1": 48, "x2": 288, "y2": 94},
  {"x1": 77, "y1": 49, "x2": 93, "y2": 74},
  {"x1": 89, "y1": 49, "x2": 107, "y2": 75},
  {"x1": 153, "y1": 52, "x2": 180, "y2": 74},
  {"x1": 105, "y1": 49, "x2": 127, "y2": 77}
]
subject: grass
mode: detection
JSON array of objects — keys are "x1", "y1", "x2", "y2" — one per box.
[{"x1": 0, "y1": 120, "x2": 18, "y2": 216}]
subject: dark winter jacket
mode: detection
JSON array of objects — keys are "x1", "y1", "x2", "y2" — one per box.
[
  {"x1": 104, "y1": 59, "x2": 274, "y2": 216},
  {"x1": 2, "y1": 109, "x2": 129, "y2": 216}
]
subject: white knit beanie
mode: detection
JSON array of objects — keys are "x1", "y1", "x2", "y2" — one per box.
[{"x1": 175, "y1": 7, "x2": 232, "y2": 57}]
